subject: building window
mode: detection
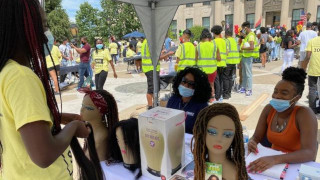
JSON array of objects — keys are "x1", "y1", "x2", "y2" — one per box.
[
  {"x1": 225, "y1": 14, "x2": 234, "y2": 32},
  {"x1": 202, "y1": 17, "x2": 210, "y2": 29},
  {"x1": 292, "y1": 9, "x2": 304, "y2": 28},
  {"x1": 186, "y1": 3, "x2": 193, "y2": 7},
  {"x1": 186, "y1": 18, "x2": 193, "y2": 29},
  {"x1": 317, "y1": 6, "x2": 320, "y2": 23},
  {"x1": 246, "y1": 14, "x2": 255, "y2": 29},
  {"x1": 225, "y1": 0, "x2": 234, "y2": 2},
  {"x1": 170, "y1": 20, "x2": 177, "y2": 39},
  {"x1": 203, "y1": 1, "x2": 210, "y2": 5}
]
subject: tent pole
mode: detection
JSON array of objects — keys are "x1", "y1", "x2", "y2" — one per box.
[{"x1": 151, "y1": 1, "x2": 159, "y2": 108}]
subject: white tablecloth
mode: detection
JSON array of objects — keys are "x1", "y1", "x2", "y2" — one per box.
[{"x1": 101, "y1": 133, "x2": 320, "y2": 180}]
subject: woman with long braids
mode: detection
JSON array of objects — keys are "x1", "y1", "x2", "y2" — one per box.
[
  {"x1": 192, "y1": 103, "x2": 248, "y2": 180},
  {"x1": 0, "y1": 0, "x2": 102, "y2": 179}
]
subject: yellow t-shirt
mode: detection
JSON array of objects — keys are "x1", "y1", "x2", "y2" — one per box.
[
  {"x1": 46, "y1": 45, "x2": 62, "y2": 68},
  {"x1": 136, "y1": 41, "x2": 142, "y2": 53},
  {"x1": 92, "y1": 49, "x2": 112, "y2": 74},
  {"x1": 0, "y1": 60, "x2": 73, "y2": 180},
  {"x1": 306, "y1": 36, "x2": 320, "y2": 76},
  {"x1": 175, "y1": 45, "x2": 182, "y2": 58},
  {"x1": 109, "y1": 42, "x2": 118, "y2": 55},
  {"x1": 126, "y1": 49, "x2": 136, "y2": 58}
]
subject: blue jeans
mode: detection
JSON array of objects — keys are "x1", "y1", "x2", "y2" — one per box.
[
  {"x1": 78, "y1": 62, "x2": 90, "y2": 88},
  {"x1": 275, "y1": 43, "x2": 281, "y2": 59},
  {"x1": 241, "y1": 57, "x2": 253, "y2": 90}
]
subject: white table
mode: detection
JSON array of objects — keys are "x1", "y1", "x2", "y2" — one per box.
[{"x1": 101, "y1": 133, "x2": 320, "y2": 180}]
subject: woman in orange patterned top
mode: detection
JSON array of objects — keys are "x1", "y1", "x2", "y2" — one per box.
[{"x1": 247, "y1": 67, "x2": 318, "y2": 173}]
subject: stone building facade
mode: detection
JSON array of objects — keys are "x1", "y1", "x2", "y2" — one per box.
[{"x1": 171, "y1": 0, "x2": 320, "y2": 36}]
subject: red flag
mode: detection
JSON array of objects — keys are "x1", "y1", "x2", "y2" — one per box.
[{"x1": 255, "y1": 16, "x2": 262, "y2": 29}]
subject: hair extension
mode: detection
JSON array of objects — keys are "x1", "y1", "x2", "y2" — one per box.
[
  {"x1": 0, "y1": 1, "x2": 103, "y2": 179},
  {"x1": 192, "y1": 103, "x2": 248, "y2": 180},
  {"x1": 74, "y1": 125, "x2": 104, "y2": 180},
  {"x1": 172, "y1": 66, "x2": 212, "y2": 103}
]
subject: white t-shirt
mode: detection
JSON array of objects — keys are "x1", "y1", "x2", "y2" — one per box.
[
  {"x1": 298, "y1": 30, "x2": 318, "y2": 52},
  {"x1": 59, "y1": 44, "x2": 71, "y2": 59}
]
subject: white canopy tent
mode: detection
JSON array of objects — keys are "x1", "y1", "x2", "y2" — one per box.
[{"x1": 114, "y1": 0, "x2": 216, "y2": 107}]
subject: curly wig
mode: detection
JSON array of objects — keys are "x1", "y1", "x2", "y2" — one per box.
[
  {"x1": 172, "y1": 66, "x2": 212, "y2": 103},
  {"x1": 192, "y1": 103, "x2": 248, "y2": 180}
]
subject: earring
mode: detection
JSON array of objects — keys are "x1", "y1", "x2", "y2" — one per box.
[{"x1": 230, "y1": 146, "x2": 234, "y2": 158}]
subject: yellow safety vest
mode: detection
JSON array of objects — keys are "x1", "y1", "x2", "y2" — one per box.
[
  {"x1": 242, "y1": 32, "x2": 259, "y2": 58},
  {"x1": 178, "y1": 42, "x2": 196, "y2": 71},
  {"x1": 214, "y1": 38, "x2": 227, "y2": 67},
  {"x1": 239, "y1": 40, "x2": 244, "y2": 58},
  {"x1": 141, "y1": 39, "x2": 160, "y2": 73},
  {"x1": 226, "y1": 37, "x2": 240, "y2": 64},
  {"x1": 196, "y1": 41, "x2": 217, "y2": 74}
]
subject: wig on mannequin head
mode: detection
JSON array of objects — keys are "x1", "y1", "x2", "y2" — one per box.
[
  {"x1": 108, "y1": 118, "x2": 141, "y2": 177},
  {"x1": 191, "y1": 103, "x2": 248, "y2": 180}
]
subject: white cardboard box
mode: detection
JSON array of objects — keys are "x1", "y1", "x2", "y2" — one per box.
[
  {"x1": 299, "y1": 164, "x2": 320, "y2": 180},
  {"x1": 138, "y1": 107, "x2": 185, "y2": 180}
]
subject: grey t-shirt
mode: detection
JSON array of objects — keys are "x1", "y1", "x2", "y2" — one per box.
[{"x1": 261, "y1": 34, "x2": 269, "y2": 44}]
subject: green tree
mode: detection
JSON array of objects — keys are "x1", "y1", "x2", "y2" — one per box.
[
  {"x1": 47, "y1": 7, "x2": 71, "y2": 42},
  {"x1": 100, "y1": 0, "x2": 142, "y2": 39},
  {"x1": 45, "y1": 0, "x2": 62, "y2": 14},
  {"x1": 76, "y1": 2, "x2": 101, "y2": 45},
  {"x1": 189, "y1": 26, "x2": 205, "y2": 42}
]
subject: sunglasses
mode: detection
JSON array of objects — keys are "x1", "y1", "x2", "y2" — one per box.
[{"x1": 181, "y1": 77, "x2": 195, "y2": 88}]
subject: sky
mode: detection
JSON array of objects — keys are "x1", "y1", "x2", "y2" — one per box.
[{"x1": 62, "y1": 0, "x2": 101, "y2": 23}]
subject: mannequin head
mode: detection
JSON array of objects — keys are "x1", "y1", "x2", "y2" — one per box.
[
  {"x1": 108, "y1": 118, "x2": 141, "y2": 171},
  {"x1": 81, "y1": 90, "x2": 119, "y2": 161},
  {"x1": 192, "y1": 103, "x2": 247, "y2": 180}
]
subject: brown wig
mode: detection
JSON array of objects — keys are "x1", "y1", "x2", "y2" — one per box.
[
  {"x1": 0, "y1": 0, "x2": 103, "y2": 179},
  {"x1": 192, "y1": 103, "x2": 248, "y2": 180}
]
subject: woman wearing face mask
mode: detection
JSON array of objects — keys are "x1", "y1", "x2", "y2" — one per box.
[
  {"x1": 91, "y1": 39, "x2": 117, "y2": 90},
  {"x1": 166, "y1": 66, "x2": 212, "y2": 134},
  {"x1": 247, "y1": 67, "x2": 318, "y2": 173}
]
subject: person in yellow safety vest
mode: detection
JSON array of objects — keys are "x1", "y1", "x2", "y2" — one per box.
[
  {"x1": 175, "y1": 29, "x2": 196, "y2": 71},
  {"x1": 223, "y1": 29, "x2": 240, "y2": 99},
  {"x1": 141, "y1": 39, "x2": 174, "y2": 110},
  {"x1": 211, "y1": 25, "x2": 227, "y2": 102},
  {"x1": 196, "y1": 28, "x2": 221, "y2": 102},
  {"x1": 237, "y1": 31, "x2": 245, "y2": 90},
  {"x1": 238, "y1": 21, "x2": 260, "y2": 97}
]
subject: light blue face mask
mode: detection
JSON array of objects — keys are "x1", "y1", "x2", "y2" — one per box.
[
  {"x1": 178, "y1": 85, "x2": 195, "y2": 97},
  {"x1": 96, "y1": 44, "x2": 104, "y2": 49},
  {"x1": 269, "y1": 96, "x2": 298, "y2": 112},
  {"x1": 44, "y1": 30, "x2": 54, "y2": 57}
]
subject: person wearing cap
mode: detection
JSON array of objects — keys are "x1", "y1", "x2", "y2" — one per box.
[
  {"x1": 296, "y1": 22, "x2": 317, "y2": 68},
  {"x1": 196, "y1": 28, "x2": 221, "y2": 102},
  {"x1": 211, "y1": 25, "x2": 227, "y2": 101},
  {"x1": 175, "y1": 29, "x2": 196, "y2": 71}
]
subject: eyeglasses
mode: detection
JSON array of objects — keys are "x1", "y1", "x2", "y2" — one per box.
[{"x1": 181, "y1": 77, "x2": 195, "y2": 88}]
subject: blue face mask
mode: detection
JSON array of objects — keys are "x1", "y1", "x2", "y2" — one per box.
[
  {"x1": 96, "y1": 44, "x2": 104, "y2": 49},
  {"x1": 178, "y1": 85, "x2": 195, "y2": 97},
  {"x1": 44, "y1": 30, "x2": 54, "y2": 57},
  {"x1": 269, "y1": 96, "x2": 297, "y2": 112}
]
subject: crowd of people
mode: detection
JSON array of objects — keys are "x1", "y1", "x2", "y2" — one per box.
[{"x1": 1, "y1": 0, "x2": 320, "y2": 179}]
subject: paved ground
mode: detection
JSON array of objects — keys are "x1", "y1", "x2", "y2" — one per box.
[{"x1": 58, "y1": 58, "x2": 320, "y2": 163}]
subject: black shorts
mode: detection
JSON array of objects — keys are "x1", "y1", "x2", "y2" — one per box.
[
  {"x1": 259, "y1": 44, "x2": 267, "y2": 53},
  {"x1": 145, "y1": 71, "x2": 160, "y2": 94},
  {"x1": 48, "y1": 65, "x2": 60, "y2": 72}
]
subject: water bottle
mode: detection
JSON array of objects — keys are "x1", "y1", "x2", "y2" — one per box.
[{"x1": 243, "y1": 126, "x2": 249, "y2": 156}]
